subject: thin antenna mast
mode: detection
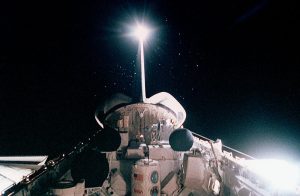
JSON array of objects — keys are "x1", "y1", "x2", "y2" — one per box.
[
  {"x1": 140, "y1": 40, "x2": 146, "y2": 102},
  {"x1": 133, "y1": 24, "x2": 150, "y2": 103}
]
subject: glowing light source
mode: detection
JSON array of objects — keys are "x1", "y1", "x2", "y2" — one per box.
[
  {"x1": 131, "y1": 22, "x2": 152, "y2": 102},
  {"x1": 133, "y1": 24, "x2": 150, "y2": 41},
  {"x1": 245, "y1": 159, "x2": 300, "y2": 192}
]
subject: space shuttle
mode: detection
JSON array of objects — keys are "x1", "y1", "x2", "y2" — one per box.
[{"x1": 1, "y1": 23, "x2": 299, "y2": 196}]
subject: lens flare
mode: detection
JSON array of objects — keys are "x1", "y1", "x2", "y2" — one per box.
[
  {"x1": 133, "y1": 24, "x2": 150, "y2": 41},
  {"x1": 245, "y1": 159, "x2": 299, "y2": 191}
]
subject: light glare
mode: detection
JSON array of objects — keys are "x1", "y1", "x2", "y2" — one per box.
[
  {"x1": 245, "y1": 159, "x2": 299, "y2": 191},
  {"x1": 133, "y1": 24, "x2": 150, "y2": 41}
]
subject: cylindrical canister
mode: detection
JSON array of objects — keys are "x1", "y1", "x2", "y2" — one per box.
[{"x1": 132, "y1": 159, "x2": 160, "y2": 196}]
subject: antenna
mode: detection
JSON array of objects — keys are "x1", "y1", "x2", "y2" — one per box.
[
  {"x1": 133, "y1": 24, "x2": 150, "y2": 102},
  {"x1": 140, "y1": 40, "x2": 146, "y2": 102}
]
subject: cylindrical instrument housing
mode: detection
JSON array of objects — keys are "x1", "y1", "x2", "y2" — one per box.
[{"x1": 132, "y1": 159, "x2": 160, "y2": 196}]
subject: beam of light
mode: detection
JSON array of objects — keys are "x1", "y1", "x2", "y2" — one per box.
[{"x1": 245, "y1": 159, "x2": 300, "y2": 192}]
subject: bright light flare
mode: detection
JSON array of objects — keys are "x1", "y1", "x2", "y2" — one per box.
[
  {"x1": 130, "y1": 22, "x2": 152, "y2": 102},
  {"x1": 133, "y1": 24, "x2": 150, "y2": 41},
  {"x1": 245, "y1": 159, "x2": 300, "y2": 192}
]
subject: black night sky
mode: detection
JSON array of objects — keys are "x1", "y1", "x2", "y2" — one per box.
[{"x1": 1, "y1": 1, "x2": 299, "y2": 161}]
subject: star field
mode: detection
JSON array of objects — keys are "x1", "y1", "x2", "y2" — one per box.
[{"x1": 0, "y1": 1, "x2": 299, "y2": 160}]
